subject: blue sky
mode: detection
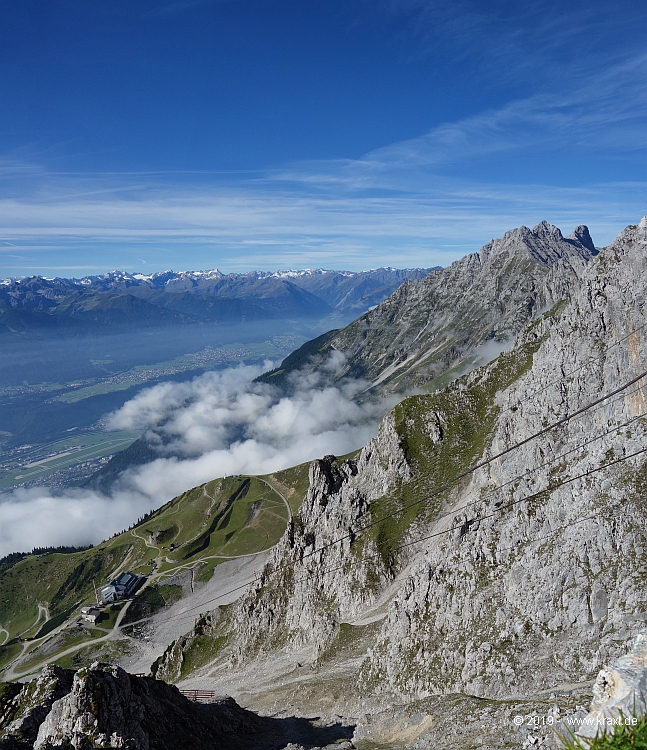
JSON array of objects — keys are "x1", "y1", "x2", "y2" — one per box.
[{"x1": 1, "y1": 0, "x2": 646, "y2": 276}]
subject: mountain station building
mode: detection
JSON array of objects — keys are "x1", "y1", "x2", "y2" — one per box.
[
  {"x1": 100, "y1": 571, "x2": 140, "y2": 604},
  {"x1": 80, "y1": 607, "x2": 101, "y2": 623}
]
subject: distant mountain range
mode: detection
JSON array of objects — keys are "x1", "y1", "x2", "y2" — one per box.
[{"x1": 0, "y1": 267, "x2": 437, "y2": 337}]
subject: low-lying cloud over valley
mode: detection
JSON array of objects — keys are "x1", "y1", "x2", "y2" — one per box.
[{"x1": 0, "y1": 361, "x2": 396, "y2": 558}]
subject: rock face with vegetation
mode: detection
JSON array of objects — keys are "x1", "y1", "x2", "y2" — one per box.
[
  {"x1": 154, "y1": 412, "x2": 412, "y2": 682},
  {"x1": 366, "y1": 216, "x2": 647, "y2": 700},
  {"x1": 153, "y1": 218, "x2": 647, "y2": 746},
  {"x1": 259, "y1": 221, "x2": 597, "y2": 394},
  {"x1": 356, "y1": 218, "x2": 647, "y2": 701}
]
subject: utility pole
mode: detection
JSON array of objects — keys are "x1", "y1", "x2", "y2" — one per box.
[{"x1": 93, "y1": 578, "x2": 99, "y2": 606}]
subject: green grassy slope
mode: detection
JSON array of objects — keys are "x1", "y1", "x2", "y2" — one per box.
[
  {"x1": 0, "y1": 462, "x2": 311, "y2": 670},
  {"x1": 366, "y1": 337, "x2": 542, "y2": 563}
]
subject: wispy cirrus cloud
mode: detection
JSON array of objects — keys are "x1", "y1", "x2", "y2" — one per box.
[
  {"x1": 0, "y1": 178, "x2": 643, "y2": 277},
  {"x1": 323, "y1": 52, "x2": 647, "y2": 176},
  {"x1": 374, "y1": 0, "x2": 637, "y2": 92},
  {"x1": 1, "y1": 49, "x2": 647, "y2": 277}
]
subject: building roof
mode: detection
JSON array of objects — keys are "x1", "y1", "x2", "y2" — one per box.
[
  {"x1": 100, "y1": 571, "x2": 139, "y2": 601},
  {"x1": 115, "y1": 571, "x2": 137, "y2": 587}
]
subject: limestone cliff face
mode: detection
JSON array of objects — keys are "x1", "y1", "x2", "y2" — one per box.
[
  {"x1": 261, "y1": 221, "x2": 597, "y2": 395},
  {"x1": 157, "y1": 218, "x2": 647, "y2": 712},
  {"x1": 359, "y1": 217, "x2": 647, "y2": 699},
  {"x1": 155, "y1": 412, "x2": 414, "y2": 683},
  {"x1": 236, "y1": 412, "x2": 412, "y2": 650}
]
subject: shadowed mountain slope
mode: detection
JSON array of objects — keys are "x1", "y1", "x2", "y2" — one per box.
[{"x1": 0, "y1": 664, "x2": 354, "y2": 749}]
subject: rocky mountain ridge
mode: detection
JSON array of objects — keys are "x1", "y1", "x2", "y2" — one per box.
[
  {"x1": 0, "y1": 663, "x2": 354, "y2": 749},
  {"x1": 150, "y1": 218, "x2": 647, "y2": 747},
  {"x1": 0, "y1": 266, "x2": 436, "y2": 327},
  {"x1": 259, "y1": 221, "x2": 598, "y2": 395}
]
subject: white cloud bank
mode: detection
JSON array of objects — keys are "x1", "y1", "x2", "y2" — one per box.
[{"x1": 0, "y1": 360, "x2": 397, "y2": 558}]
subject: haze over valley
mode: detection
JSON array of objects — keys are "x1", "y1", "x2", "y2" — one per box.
[{"x1": 0, "y1": 266, "x2": 434, "y2": 556}]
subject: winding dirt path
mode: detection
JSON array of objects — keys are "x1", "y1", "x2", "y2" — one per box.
[
  {"x1": 258, "y1": 477, "x2": 292, "y2": 521},
  {"x1": 3, "y1": 477, "x2": 293, "y2": 680},
  {"x1": 37, "y1": 604, "x2": 50, "y2": 626}
]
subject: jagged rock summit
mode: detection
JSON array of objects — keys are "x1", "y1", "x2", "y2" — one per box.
[
  {"x1": 0, "y1": 663, "x2": 354, "y2": 750},
  {"x1": 259, "y1": 220, "x2": 598, "y2": 395},
  {"x1": 479, "y1": 221, "x2": 596, "y2": 266}
]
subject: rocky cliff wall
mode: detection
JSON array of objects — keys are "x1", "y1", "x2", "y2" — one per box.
[
  {"x1": 359, "y1": 217, "x2": 647, "y2": 699},
  {"x1": 266, "y1": 221, "x2": 598, "y2": 396},
  {"x1": 154, "y1": 410, "x2": 414, "y2": 682},
  {"x1": 156, "y1": 219, "x2": 647, "y2": 714}
]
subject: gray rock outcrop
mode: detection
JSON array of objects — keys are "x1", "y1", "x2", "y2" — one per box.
[
  {"x1": 0, "y1": 666, "x2": 73, "y2": 749},
  {"x1": 3, "y1": 662, "x2": 355, "y2": 749},
  {"x1": 32, "y1": 663, "x2": 268, "y2": 750},
  {"x1": 571, "y1": 630, "x2": 647, "y2": 741},
  {"x1": 154, "y1": 411, "x2": 414, "y2": 682}
]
